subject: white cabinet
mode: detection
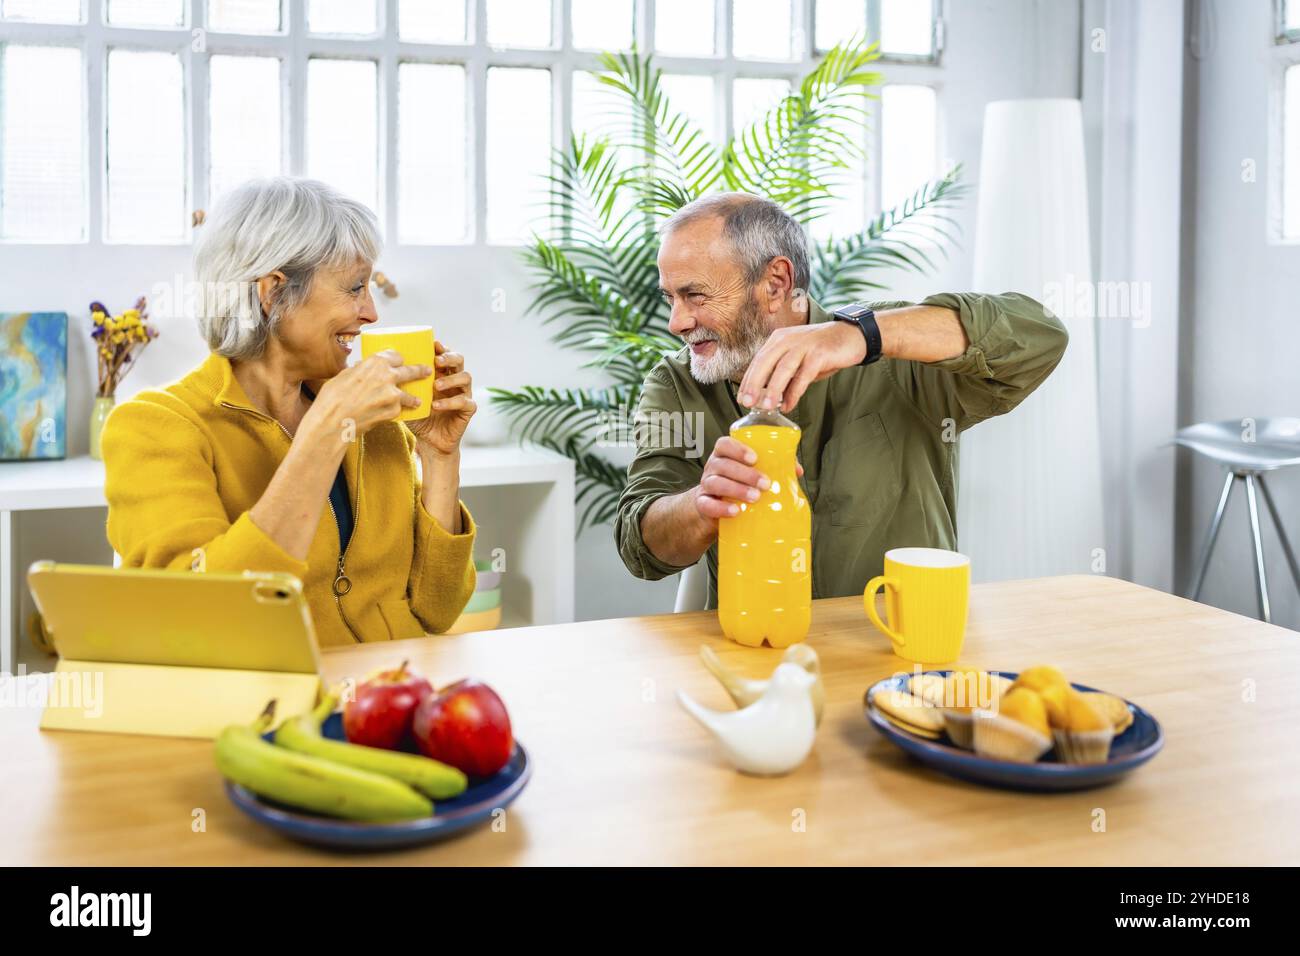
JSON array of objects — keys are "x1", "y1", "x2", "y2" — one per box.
[{"x1": 0, "y1": 445, "x2": 575, "y2": 674}]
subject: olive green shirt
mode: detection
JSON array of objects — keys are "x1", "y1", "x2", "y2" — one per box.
[{"x1": 614, "y1": 292, "x2": 1069, "y2": 608}]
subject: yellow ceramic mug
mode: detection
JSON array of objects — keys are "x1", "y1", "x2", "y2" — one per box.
[
  {"x1": 864, "y1": 547, "x2": 970, "y2": 663},
  {"x1": 359, "y1": 325, "x2": 435, "y2": 422}
]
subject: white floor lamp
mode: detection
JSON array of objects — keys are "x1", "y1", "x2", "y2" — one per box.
[{"x1": 957, "y1": 98, "x2": 1105, "y2": 581}]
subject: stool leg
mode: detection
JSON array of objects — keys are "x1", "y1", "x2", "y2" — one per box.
[
  {"x1": 1257, "y1": 474, "x2": 1300, "y2": 596},
  {"x1": 1191, "y1": 471, "x2": 1235, "y2": 601},
  {"x1": 1245, "y1": 474, "x2": 1271, "y2": 623}
]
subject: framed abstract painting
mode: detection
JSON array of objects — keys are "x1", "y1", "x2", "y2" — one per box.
[{"x1": 0, "y1": 312, "x2": 68, "y2": 461}]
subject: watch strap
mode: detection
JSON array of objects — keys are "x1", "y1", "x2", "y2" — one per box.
[{"x1": 832, "y1": 304, "x2": 882, "y2": 366}]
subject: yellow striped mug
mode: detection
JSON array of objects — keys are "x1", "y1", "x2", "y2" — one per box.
[{"x1": 864, "y1": 547, "x2": 970, "y2": 664}]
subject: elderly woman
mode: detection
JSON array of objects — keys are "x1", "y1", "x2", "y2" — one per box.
[{"x1": 102, "y1": 177, "x2": 476, "y2": 645}]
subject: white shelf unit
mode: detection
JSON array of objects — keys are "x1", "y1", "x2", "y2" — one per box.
[{"x1": 0, "y1": 443, "x2": 575, "y2": 674}]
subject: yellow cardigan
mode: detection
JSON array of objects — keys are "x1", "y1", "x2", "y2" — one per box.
[{"x1": 101, "y1": 351, "x2": 477, "y2": 646}]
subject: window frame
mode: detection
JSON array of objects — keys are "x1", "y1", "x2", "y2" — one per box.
[
  {"x1": 0, "y1": 37, "x2": 91, "y2": 242},
  {"x1": 0, "y1": 0, "x2": 947, "y2": 248},
  {"x1": 1277, "y1": 0, "x2": 1300, "y2": 44},
  {"x1": 102, "y1": 43, "x2": 193, "y2": 244},
  {"x1": 875, "y1": 80, "x2": 944, "y2": 224},
  {"x1": 1269, "y1": 17, "x2": 1300, "y2": 243},
  {"x1": 812, "y1": 0, "x2": 944, "y2": 64}
]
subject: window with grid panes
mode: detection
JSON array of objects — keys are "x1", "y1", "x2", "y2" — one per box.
[{"x1": 0, "y1": 0, "x2": 943, "y2": 245}]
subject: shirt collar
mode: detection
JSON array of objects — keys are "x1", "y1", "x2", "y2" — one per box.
[
  {"x1": 806, "y1": 297, "x2": 832, "y2": 325},
  {"x1": 192, "y1": 350, "x2": 260, "y2": 411}
]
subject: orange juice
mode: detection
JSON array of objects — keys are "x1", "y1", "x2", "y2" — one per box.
[
  {"x1": 359, "y1": 325, "x2": 435, "y2": 422},
  {"x1": 717, "y1": 409, "x2": 811, "y2": 647}
]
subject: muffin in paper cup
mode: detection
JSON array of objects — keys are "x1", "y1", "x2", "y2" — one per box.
[
  {"x1": 1012, "y1": 665, "x2": 1070, "y2": 724},
  {"x1": 972, "y1": 687, "x2": 1053, "y2": 763},
  {"x1": 973, "y1": 710, "x2": 1053, "y2": 763},
  {"x1": 1051, "y1": 688, "x2": 1116, "y2": 765},
  {"x1": 939, "y1": 669, "x2": 1002, "y2": 749},
  {"x1": 1052, "y1": 726, "x2": 1114, "y2": 765},
  {"x1": 943, "y1": 709, "x2": 977, "y2": 749}
]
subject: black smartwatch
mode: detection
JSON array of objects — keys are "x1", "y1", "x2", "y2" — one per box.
[{"x1": 832, "y1": 303, "x2": 882, "y2": 366}]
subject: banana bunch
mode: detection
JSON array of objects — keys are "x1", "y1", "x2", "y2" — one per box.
[
  {"x1": 215, "y1": 694, "x2": 467, "y2": 823},
  {"x1": 275, "y1": 693, "x2": 467, "y2": 799}
]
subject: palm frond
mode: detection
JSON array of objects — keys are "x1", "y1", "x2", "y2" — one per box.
[
  {"x1": 581, "y1": 328, "x2": 681, "y2": 386},
  {"x1": 542, "y1": 134, "x2": 659, "y2": 314},
  {"x1": 721, "y1": 38, "x2": 882, "y2": 216},
  {"x1": 487, "y1": 384, "x2": 637, "y2": 451},
  {"x1": 809, "y1": 167, "x2": 969, "y2": 305},
  {"x1": 594, "y1": 49, "x2": 723, "y2": 214},
  {"x1": 522, "y1": 237, "x2": 645, "y2": 347}
]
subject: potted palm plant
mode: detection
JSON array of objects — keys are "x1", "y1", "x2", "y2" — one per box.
[{"x1": 489, "y1": 39, "x2": 966, "y2": 530}]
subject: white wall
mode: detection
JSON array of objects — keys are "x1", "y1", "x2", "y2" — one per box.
[
  {"x1": 0, "y1": 0, "x2": 1087, "y2": 624},
  {"x1": 1180, "y1": 0, "x2": 1300, "y2": 628}
]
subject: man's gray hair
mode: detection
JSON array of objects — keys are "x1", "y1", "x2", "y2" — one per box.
[
  {"x1": 194, "y1": 177, "x2": 381, "y2": 360},
  {"x1": 660, "y1": 192, "x2": 810, "y2": 293}
]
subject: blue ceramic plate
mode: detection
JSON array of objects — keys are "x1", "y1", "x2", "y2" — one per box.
[
  {"x1": 224, "y1": 713, "x2": 531, "y2": 849},
  {"x1": 864, "y1": 670, "x2": 1163, "y2": 792}
]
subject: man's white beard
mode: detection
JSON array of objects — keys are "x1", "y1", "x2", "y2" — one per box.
[
  {"x1": 684, "y1": 299, "x2": 771, "y2": 385},
  {"x1": 689, "y1": 338, "x2": 755, "y2": 384}
]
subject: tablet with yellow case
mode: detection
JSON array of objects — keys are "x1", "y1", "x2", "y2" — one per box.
[{"x1": 27, "y1": 561, "x2": 323, "y2": 740}]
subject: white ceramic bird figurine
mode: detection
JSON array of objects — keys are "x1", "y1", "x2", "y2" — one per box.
[
  {"x1": 699, "y1": 643, "x2": 825, "y2": 726},
  {"x1": 677, "y1": 663, "x2": 818, "y2": 776}
]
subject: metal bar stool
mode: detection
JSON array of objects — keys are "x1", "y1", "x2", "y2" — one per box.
[{"x1": 1175, "y1": 418, "x2": 1300, "y2": 623}]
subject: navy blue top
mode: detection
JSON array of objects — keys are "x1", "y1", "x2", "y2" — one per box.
[
  {"x1": 301, "y1": 383, "x2": 352, "y2": 554},
  {"x1": 328, "y1": 467, "x2": 353, "y2": 553}
]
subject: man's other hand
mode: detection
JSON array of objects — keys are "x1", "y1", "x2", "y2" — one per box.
[{"x1": 737, "y1": 321, "x2": 866, "y2": 413}]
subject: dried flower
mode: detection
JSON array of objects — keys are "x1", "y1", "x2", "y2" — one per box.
[{"x1": 88, "y1": 297, "x2": 159, "y2": 398}]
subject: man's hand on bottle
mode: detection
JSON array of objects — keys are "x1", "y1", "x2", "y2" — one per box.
[{"x1": 693, "y1": 436, "x2": 804, "y2": 525}]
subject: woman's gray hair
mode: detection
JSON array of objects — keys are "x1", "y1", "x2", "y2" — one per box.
[
  {"x1": 659, "y1": 192, "x2": 810, "y2": 293},
  {"x1": 194, "y1": 177, "x2": 381, "y2": 360}
]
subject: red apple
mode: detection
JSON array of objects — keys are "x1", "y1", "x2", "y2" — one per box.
[
  {"x1": 343, "y1": 660, "x2": 433, "y2": 750},
  {"x1": 412, "y1": 679, "x2": 513, "y2": 777}
]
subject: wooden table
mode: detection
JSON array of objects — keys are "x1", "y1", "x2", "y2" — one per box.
[{"x1": 2, "y1": 575, "x2": 1297, "y2": 865}]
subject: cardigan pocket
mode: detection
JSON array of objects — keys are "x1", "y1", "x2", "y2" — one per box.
[{"x1": 377, "y1": 599, "x2": 427, "y2": 641}]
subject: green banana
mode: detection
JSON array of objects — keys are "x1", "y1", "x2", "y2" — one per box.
[
  {"x1": 274, "y1": 693, "x2": 468, "y2": 800},
  {"x1": 215, "y1": 701, "x2": 433, "y2": 822}
]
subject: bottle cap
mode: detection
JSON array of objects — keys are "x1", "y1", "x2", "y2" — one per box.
[{"x1": 731, "y1": 406, "x2": 800, "y2": 431}]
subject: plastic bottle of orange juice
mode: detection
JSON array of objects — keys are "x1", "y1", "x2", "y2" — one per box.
[{"x1": 717, "y1": 408, "x2": 811, "y2": 647}]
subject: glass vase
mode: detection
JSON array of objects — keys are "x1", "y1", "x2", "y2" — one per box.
[{"x1": 89, "y1": 395, "x2": 114, "y2": 461}]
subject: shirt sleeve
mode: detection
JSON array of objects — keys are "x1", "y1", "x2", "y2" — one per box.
[
  {"x1": 882, "y1": 291, "x2": 1069, "y2": 431},
  {"x1": 402, "y1": 428, "x2": 477, "y2": 634},
  {"x1": 614, "y1": 362, "x2": 703, "y2": 581},
  {"x1": 101, "y1": 397, "x2": 310, "y2": 579}
]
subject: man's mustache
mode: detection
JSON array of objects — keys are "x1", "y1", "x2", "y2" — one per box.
[{"x1": 681, "y1": 330, "x2": 720, "y2": 345}]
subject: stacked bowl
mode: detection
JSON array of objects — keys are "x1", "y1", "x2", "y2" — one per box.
[{"x1": 446, "y1": 558, "x2": 502, "y2": 634}]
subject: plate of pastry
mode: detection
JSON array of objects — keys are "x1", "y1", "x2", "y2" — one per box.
[{"x1": 863, "y1": 666, "x2": 1163, "y2": 792}]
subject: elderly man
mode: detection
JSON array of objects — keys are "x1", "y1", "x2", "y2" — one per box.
[{"x1": 614, "y1": 192, "x2": 1069, "y2": 606}]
